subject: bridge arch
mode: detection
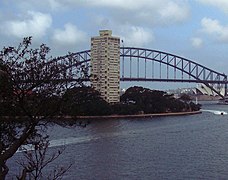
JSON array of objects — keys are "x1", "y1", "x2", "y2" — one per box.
[
  {"x1": 55, "y1": 47, "x2": 227, "y2": 98},
  {"x1": 120, "y1": 47, "x2": 227, "y2": 97}
]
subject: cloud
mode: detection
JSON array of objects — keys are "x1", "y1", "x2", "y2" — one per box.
[
  {"x1": 41, "y1": 0, "x2": 190, "y2": 26},
  {"x1": 120, "y1": 26, "x2": 154, "y2": 47},
  {"x1": 48, "y1": 0, "x2": 62, "y2": 9},
  {"x1": 2, "y1": 11, "x2": 52, "y2": 39},
  {"x1": 159, "y1": 1, "x2": 190, "y2": 24},
  {"x1": 201, "y1": 17, "x2": 228, "y2": 42},
  {"x1": 191, "y1": 37, "x2": 203, "y2": 48},
  {"x1": 52, "y1": 23, "x2": 87, "y2": 46},
  {"x1": 3, "y1": 0, "x2": 63, "y2": 11},
  {"x1": 197, "y1": 0, "x2": 228, "y2": 14}
]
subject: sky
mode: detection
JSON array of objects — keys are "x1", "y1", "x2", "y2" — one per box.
[{"x1": 0, "y1": 0, "x2": 228, "y2": 89}]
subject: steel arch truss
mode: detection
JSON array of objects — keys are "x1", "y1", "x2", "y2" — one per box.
[
  {"x1": 49, "y1": 50, "x2": 91, "y2": 82},
  {"x1": 120, "y1": 47, "x2": 227, "y2": 97},
  {"x1": 52, "y1": 47, "x2": 227, "y2": 97}
]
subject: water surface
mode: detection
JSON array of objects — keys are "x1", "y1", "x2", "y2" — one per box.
[{"x1": 8, "y1": 102, "x2": 228, "y2": 179}]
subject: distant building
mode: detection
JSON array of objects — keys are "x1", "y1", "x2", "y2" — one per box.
[
  {"x1": 91, "y1": 30, "x2": 120, "y2": 103},
  {"x1": 194, "y1": 84, "x2": 225, "y2": 96}
]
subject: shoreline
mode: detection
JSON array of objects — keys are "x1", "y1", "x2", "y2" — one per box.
[
  {"x1": 63, "y1": 111, "x2": 202, "y2": 120},
  {"x1": 0, "y1": 111, "x2": 202, "y2": 121}
]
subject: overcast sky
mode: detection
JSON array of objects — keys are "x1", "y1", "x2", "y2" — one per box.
[{"x1": 1, "y1": 0, "x2": 228, "y2": 89}]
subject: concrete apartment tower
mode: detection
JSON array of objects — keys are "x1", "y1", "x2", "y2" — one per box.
[{"x1": 91, "y1": 30, "x2": 120, "y2": 103}]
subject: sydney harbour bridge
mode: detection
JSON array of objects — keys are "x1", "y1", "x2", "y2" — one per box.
[{"x1": 53, "y1": 47, "x2": 227, "y2": 98}]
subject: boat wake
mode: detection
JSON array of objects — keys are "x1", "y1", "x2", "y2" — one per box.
[
  {"x1": 17, "y1": 135, "x2": 99, "y2": 153},
  {"x1": 201, "y1": 109, "x2": 227, "y2": 115},
  {"x1": 17, "y1": 127, "x2": 157, "y2": 153}
]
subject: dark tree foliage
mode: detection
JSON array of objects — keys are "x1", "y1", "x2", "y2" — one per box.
[
  {"x1": 0, "y1": 37, "x2": 87, "y2": 179},
  {"x1": 121, "y1": 86, "x2": 200, "y2": 113},
  {"x1": 110, "y1": 103, "x2": 140, "y2": 115},
  {"x1": 62, "y1": 87, "x2": 111, "y2": 116},
  {"x1": 61, "y1": 86, "x2": 201, "y2": 117},
  {"x1": 179, "y1": 93, "x2": 192, "y2": 102},
  {"x1": 179, "y1": 93, "x2": 201, "y2": 111},
  {"x1": 189, "y1": 102, "x2": 201, "y2": 111}
]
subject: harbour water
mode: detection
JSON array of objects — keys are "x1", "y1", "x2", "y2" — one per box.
[{"x1": 8, "y1": 102, "x2": 228, "y2": 179}]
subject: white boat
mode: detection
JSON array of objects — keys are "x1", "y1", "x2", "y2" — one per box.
[{"x1": 201, "y1": 109, "x2": 227, "y2": 115}]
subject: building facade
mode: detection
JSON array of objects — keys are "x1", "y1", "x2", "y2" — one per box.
[{"x1": 91, "y1": 30, "x2": 120, "y2": 103}]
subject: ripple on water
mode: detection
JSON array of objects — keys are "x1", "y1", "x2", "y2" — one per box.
[{"x1": 7, "y1": 103, "x2": 228, "y2": 179}]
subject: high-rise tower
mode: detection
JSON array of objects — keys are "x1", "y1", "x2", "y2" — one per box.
[{"x1": 91, "y1": 30, "x2": 120, "y2": 103}]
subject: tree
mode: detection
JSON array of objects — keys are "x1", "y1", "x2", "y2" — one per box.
[
  {"x1": 121, "y1": 86, "x2": 170, "y2": 113},
  {"x1": 62, "y1": 87, "x2": 111, "y2": 116},
  {"x1": 16, "y1": 135, "x2": 72, "y2": 180},
  {"x1": 179, "y1": 93, "x2": 192, "y2": 103},
  {"x1": 120, "y1": 86, "x2": 200, "y2": 114},
  {"x1": 0, "y1": 37, "x2": 88, "y2": 179}
]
